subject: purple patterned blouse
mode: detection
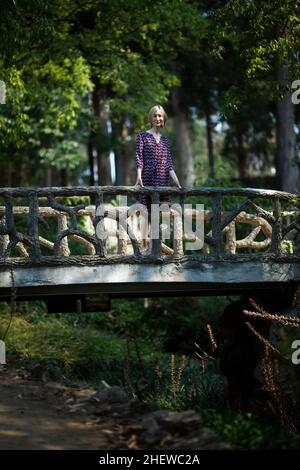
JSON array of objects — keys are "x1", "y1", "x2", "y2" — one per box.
[
  {"x1": 136, "y1": 131, "x2": 174, "y2": 209},
  {"x1": 136, "y1": 131, "x2": 174, "y2": 185}
]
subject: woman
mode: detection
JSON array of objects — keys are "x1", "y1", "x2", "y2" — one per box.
[{"x1": 135, "y1": 105, "x2": 181, "y2": 250}]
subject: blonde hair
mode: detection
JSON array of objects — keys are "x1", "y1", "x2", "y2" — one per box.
[{"x1": 148, "y1": 105, "x2": 168, "y2": 127}]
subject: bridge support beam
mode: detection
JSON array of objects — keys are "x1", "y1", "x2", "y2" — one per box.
[{"x1": 0, "y1": 260, "x2": 300, "y2": 299}]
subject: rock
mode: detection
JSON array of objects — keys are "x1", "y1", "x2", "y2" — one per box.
[
  {"x1": 169, "y1": 427, "x2": 231, "y2": 450},
  {"x1": 140, "y1": 412, "x2": 168, "y2": 445},
  {"x1": 129, "y1": 400, "x2": 158, "y2": 416},
  {"x1": 23, "y1": 359, "x2": 64, "y2": 382},
  {"x1": 154, "y1": 410, "x2": 202, "y2": 435},
  {"x1": 136, "y1": 409, "x2": 229, "y2": 449},
  {"x1": 93, "y1": 385, "x2": 129, "y2": 404}
]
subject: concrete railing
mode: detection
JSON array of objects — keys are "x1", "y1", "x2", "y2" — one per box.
[{"x1": 0, "y1": 186, "x2": 299, "y2": 266}]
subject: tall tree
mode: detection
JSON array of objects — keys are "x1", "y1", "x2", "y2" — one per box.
[
  {"x1": 171, "y1": 87, "x2": 195, "y2": 186},
  {"x1": 276, "y1": 52, "x2": 297, "y2": 192},
  {"x1": 209, "y1": 0, "x2": 300, "y2": 191},
  {"x1": 66, "y1": 0, "x2": 204, "y2": 184}
]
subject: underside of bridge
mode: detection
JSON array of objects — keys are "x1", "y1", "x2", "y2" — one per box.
[{"x1": 0, "y1": 259, "x2": 299, "y2": 312}]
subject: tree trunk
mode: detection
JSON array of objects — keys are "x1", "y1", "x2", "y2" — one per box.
[
  {"x1": 97, "y1": 152, "x2": 111, "y2": 186},
  {"x1": 172, "y1": 88, "x2": 195, "y2": 186},
  {"x1": 111, "y1": 120, "x2": 131, "y2": 185},
  {"x1": 113, "y1": 122, "x2": 124, "y2": 185},
  {"x1": 237, "y1": 133, "x2": 248, "y2": 179},
  {"x1": 91, "y1": 81, "x2": 112, "y2": 186},
  {"x1": 115, "y1": 143, "x2": 124, "y2": 186},
  {"x1": 3, "y1": 163, "x2": 12, "y2": 187},
  {"x1": 88, "y1": 131, "x2": 95, "y2": 186},
  {"x1": 121, "y1": 125, "x2": 130, "y2": 185},
  {"x1": 276, "y1": 58, "x2": 298, "y2": 193},
  {"x1": 205, "y1": 110, "x2": 214, "y2": 179},
  {"x1": 44, "y1": 167, "x2": 52, "y2": 187},
  {"x1": 60, "y1": 168, "x2": 68, "y2": 187},
  {"x1": 19, "y1": 162, "x2": 27, "y2": 187}
]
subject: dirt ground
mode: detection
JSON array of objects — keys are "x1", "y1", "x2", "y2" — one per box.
[
  {"x1": 0, "y1": 366, "x2": 117, "y2": 450},
  {"x1": 0, "y1": 362, "x2": 231, "y2": 451}
]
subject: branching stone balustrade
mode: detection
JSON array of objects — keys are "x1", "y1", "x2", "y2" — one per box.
[
  {"x1": 0, "y1": 186, "x2": 299, "y2": 264},
  {"x1": 0, "y1": 186, "x2": 300, "y2": 298}
]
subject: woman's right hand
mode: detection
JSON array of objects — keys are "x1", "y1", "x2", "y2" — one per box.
[{"x1": 135, "y1": 175, "x2": 144, "y2": 187}]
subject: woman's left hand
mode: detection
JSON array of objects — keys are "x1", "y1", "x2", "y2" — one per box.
[{"x1": 170, "y1": 170, "x2": 181, "y2": 188}]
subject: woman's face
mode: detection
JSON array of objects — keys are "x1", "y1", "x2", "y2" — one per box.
[{"x1": 151, "y1": 109, "x2": 164, "y2": 128}]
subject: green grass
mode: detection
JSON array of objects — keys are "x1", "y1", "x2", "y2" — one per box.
[
  {"x1": 0, "y1": 304, "x2": 164, "y2": 385},
  {"x1": 1, "y1": 313, "x2": 125, "y2": 367}
]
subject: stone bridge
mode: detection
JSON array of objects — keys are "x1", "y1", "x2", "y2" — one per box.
[{"x1": 0, "y1": 185, "x2": 299, "y2": 311}]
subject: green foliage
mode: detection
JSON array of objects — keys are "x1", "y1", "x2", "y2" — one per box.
[
  {"x1": 0, "y1": 0, "x2": 207, "y2": 186},
  {"x1": 0, "y1": 57, "x2": 92, "y2": 178},
  {"x1": 1, "y1": 0, "x2": 299, "y2": 187},
  {"x1": 202, "y1": 410, "x2": 300, "y2": 450},
  {"x1": 211, "y1": 0, "x2": 300, "y2": 95},
  {"x1": 88, "y1": 297, "x2": 228, "y2": 357},
  {"x1": 81, "y1": 299, "x2": 165, "y2": 352},
  {"x1": 154, "y1": 297, "x2": 228, "y2": 355},
  {"x1": 149, "y1": 357, "x2": 224, "y2": 412},
  {"x1": 213, "y1": 0, "x2": 299, "y2": 66},
  {"x1": 1, "y1": 312, "x2": 126, "y2": 368},
  {"x1": 193, "y1": 119, "x2": 240, "y2": 184}
]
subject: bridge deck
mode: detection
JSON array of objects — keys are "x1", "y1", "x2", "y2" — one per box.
[{"x1": 1, "y1": 257, "x2": 299, "y2": 300}]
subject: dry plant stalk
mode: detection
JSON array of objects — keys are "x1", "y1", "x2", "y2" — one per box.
[
  {"x1": 175, "y1": 355, "x2": 186, "y2": 393},
  {"x1": 170, "y1": 353, "x2": 176, "y2": 399},
  {"x1": 245, "y1": 296, "x2": 298, "y2": 428},
  {"x1": 194, "y1": 342, "x2": 214, "y2": 360},
  {"x1": 245, "y1": 321, "x2": 280, "y2": 355},
  {"x1": 243, "y1": 309, "x2": 300, "y2": 328},
  {"x1": 249, "y1": 297, "x2": 270, "y2": 316},
  {"x1": 155, "y1": 362, "x2": 163, "y2": 384},
  {"x1": 123, "y1": 335, "x2": 132, "y2": 392},
  {"x1": 292, "y1": 285, "x2": 300, "y2": 313},
  {"x1": 261, "y1": 350, "x2": 287, "y2": 426},
  {"x1": 170, "y1": 353, "x2": 187, "y2": 400},
  {"x1": 133, "y1": 338, "x2": 143, "y2": 371},
  {"x1": 154, "y1": 361, "x2": 163, "y2": 397},
  {"x1": 207, "y1": 323, "x2": 217, "y2": 352},
  {"x1": 261, "y1": 349, "x2": 276, "y2": 392}
]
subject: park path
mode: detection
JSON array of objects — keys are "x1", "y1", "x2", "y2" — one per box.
[
  {"x1": 0, "y1": 367, "x2": 113, "y2": 450},
  {"x1": 0, "y1": 364, "x2": 229, "y2": 450}
]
